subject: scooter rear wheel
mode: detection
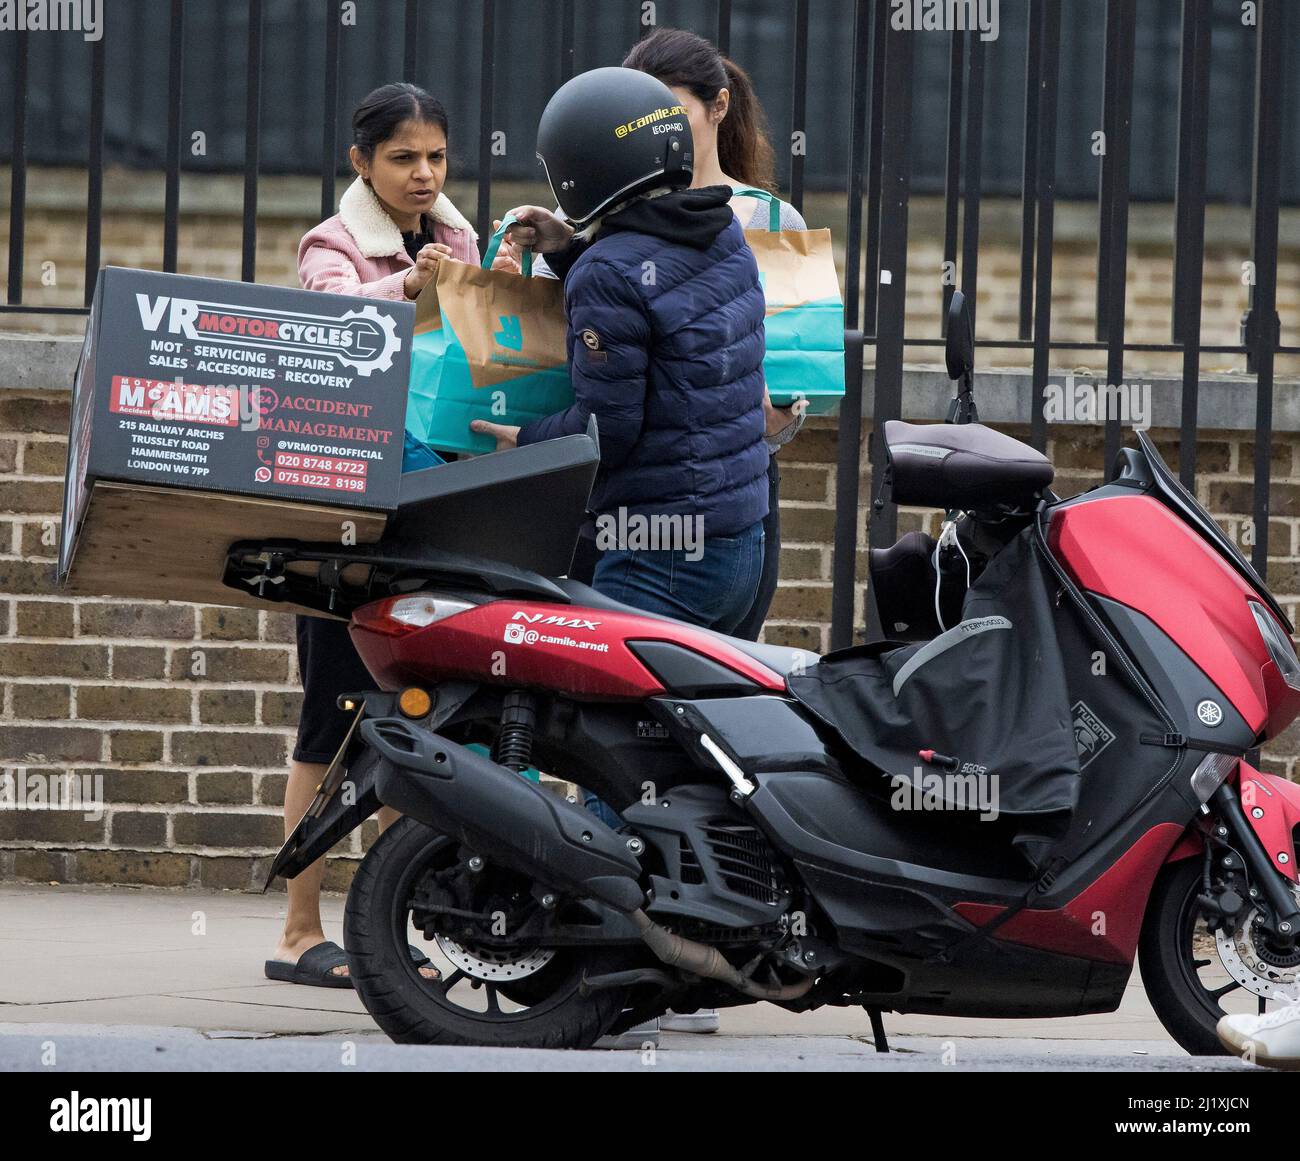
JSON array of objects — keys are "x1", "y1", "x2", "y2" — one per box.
[{"x1": 344, "y1": 817, "x2": 632, "y2": 1049}]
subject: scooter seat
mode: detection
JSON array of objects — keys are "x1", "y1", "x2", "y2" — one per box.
[
  {"x1": 884, "y1": 419, "x2": 1053, "y2": 510},
  {"x1": 554, "y1": 578, "x2": 816, "y2": 678}
]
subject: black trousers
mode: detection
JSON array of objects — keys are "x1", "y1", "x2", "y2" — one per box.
[{"x1": 292, "y1": 615, "x2": 373, "y2": 764}]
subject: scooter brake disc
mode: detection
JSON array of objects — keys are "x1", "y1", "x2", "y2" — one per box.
[
  {"x1": 1215, "y1": 884, "x2": 1300, "y2": 1000},
  {"x1": 434, "y1": 935, "x2": 556, "y2": 981}
]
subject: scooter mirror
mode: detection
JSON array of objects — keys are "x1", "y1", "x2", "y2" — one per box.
[
  {"x1": 944, "y1": 290, "x2": 978, "y2": 424},
  {"x1": 945, "y1": 290, "x2": 975, "y2": 382}
]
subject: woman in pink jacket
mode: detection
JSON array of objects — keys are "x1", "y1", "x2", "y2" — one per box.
[
  {"x1": 265, "y1": 82, "x2": 477, "y2": 990},
  {"x1": 297, "y1": 86, "x2": 479, "y2": 297}
]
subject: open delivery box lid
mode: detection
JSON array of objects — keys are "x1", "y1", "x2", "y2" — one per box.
[
  {"x1": 58, "y1": 266, "x2": 599, "y2": 615},
  {"x1": 222, "y1": 424, "x2": 602, "y2": 618}
]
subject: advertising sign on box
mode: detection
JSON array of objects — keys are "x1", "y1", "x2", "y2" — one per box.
[{"x1": 59, "y1": 267, "x2": 413, "y2": 585}]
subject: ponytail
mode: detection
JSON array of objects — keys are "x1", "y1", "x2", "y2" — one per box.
[
  {"x1": 624, "y1": 27, "x2": 777, "y2": 193},
  {"x1": 718, "y1": 57, "x2": 776, "y2": 193}
]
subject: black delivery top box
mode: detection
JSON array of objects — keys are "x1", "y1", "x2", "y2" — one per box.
[{"x1": 60, "y1": 267, "x2": 413, "y2": 582}]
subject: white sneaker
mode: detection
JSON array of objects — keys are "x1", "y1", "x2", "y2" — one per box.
[
  {"x1": 660, "y1": 1008, "x2": 720, "y2": 1034},
  {"x1": 1217, "y1": 1004, "x2": 1300, "y2": 1070},
  {"x1": 595, "y1": 1018, "x2": 659, "y2": 1050}
]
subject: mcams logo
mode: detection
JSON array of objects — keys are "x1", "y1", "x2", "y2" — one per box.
[
  {"x1": 134, "y1": 295, "x2": 401, "y2": 377},
  {"x1": 614, "y1": 104, "x2": 688, "y2": 138},
  {"x1": 891, "y1": 0, "x2": 999, "y2": 41}
]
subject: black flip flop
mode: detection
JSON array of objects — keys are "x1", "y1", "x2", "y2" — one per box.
[
  {"x1": 264, "y1": 942, "x2": 440, "y2": 988},
  {"x1": 407, "y1": 943, "x2": 442, "y2": 981},
  {"x1": 264, "y1": 940, "x2": 353, "y2": 989}
]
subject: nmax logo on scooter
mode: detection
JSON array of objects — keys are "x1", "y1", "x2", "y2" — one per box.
[{"x1": 510, "y1": 611, "x2": 602, "y2": 631}]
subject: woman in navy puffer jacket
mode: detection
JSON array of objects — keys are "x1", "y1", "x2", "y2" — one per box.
[{"x1": 473, "y1": 73, "x2": 769, "y2": 634}]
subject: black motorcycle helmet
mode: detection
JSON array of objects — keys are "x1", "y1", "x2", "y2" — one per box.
[{"x1": 535, "y1": 66, "x2": 693, "y2": 228}]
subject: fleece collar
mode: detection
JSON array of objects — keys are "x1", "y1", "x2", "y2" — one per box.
[{"x1": 338, "y1": 176, "x2": 474, "y2": 259}]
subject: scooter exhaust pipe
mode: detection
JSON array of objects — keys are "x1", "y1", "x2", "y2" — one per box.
[
  {"x1": 360, "y1": 719, "x2": 645, "y2": 914},
  {"x1": 362, "y1": 719, "x2": 812, "y2": 1000},
  {"x1": 631, "y1": 910, "x2": 815, "y2": 1001}
]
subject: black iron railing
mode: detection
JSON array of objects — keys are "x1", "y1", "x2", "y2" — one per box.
[
  {"x1": 839, "y1": 0, "x2": 1294, "y2": 647},
  {"x1": 2, "y1": 0, "x2": 1296, "y2": 650}
]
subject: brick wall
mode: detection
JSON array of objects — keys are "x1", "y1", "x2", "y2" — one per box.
[{"x1": 0, "y1": 388, "x2": 325, "y2": 888}]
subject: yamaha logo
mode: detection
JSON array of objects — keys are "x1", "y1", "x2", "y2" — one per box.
[{"x1": 1196, "y1": 699, "x2": 1224, "y2": 727}]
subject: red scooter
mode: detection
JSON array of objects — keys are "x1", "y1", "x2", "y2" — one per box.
[{"x1": 232, "y1": 294, "x2": 1300, "y2": 1053}]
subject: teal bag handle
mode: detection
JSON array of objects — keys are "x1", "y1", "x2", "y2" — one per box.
[
  {"x1": 482, "y1": 213, "x2": 533, "y2": 276},
  {"x1": 731, "y1": 186, "x2": 782, "y2": 232}
]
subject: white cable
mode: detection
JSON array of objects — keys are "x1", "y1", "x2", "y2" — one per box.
[
  {"x1": 954, "y1": 520, "x2": 972, "y2": 589},
  {"x1": 933, "y1": 518, "x2": 973, "y2": 633},
  {"x1": 932, "y1": 537, "x2": 945, "y2": 632},
  {"x1": 933, "y1": 523, "x2": 951, "y2": 632}
]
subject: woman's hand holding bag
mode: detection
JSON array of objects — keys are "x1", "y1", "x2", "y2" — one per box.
[{"x1": 403, "y1": 241, "x2": 456, "y2": 300}]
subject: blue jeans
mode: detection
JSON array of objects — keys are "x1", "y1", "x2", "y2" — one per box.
[
  {"x1": 732, "y1": 457, "x2": 781, "y2": 642},
  {"x1": 590, "y1": 519, "x2": 766, "y2": 635},
  {"x1": 582, "y1": 519, "x2": 765, "y2": 828}
]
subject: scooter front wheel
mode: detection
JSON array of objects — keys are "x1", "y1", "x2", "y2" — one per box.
[
  {"x1": 344, "y1": 816, "x2": 632, "y2": 1049},
  {"x1": 1140, "y1": 858, "x2": 1300, "y2": 1056}
]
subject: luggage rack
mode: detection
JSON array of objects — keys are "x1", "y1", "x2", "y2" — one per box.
[{"x1": 222, "y1": 539, "x2": 572, "y2": 619}]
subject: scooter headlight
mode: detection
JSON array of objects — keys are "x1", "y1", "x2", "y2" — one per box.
[{"x1": 1251, "y1": 601, "x2": 1300, "y2": 692}]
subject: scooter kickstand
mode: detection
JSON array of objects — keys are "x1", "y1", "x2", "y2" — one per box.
[{"x1": 864, "y1": 1006, "x2": 889, "y2": 1053}]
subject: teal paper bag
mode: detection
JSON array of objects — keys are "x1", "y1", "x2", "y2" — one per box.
[
  {"x1": 737, "y1": 187, "x2": 845, "y2": 415},
  {"x1": 407, "y1": 323, "x2": 449, "y2": 447},
  {"x1": 405, "y1": 216, "x2": 574, "y2": 455}
]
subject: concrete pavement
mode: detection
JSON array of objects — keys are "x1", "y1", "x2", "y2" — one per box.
[{"x1": 0, "y1": 883, "x2": 1258, "y2": 1071}]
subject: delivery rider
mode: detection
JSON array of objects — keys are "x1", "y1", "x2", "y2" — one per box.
[{"x1": 472, "y1": 66, "x2": 769, "y2": 635}]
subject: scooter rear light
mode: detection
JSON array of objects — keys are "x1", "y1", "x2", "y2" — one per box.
[
  {"x1": 353, "y1": 595, "x2": 475, "y2": 637},
  {"x1": 1251, "y1": 601, "x2": 1300, "y2": 693}
]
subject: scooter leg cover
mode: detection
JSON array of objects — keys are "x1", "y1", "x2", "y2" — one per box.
[{"x1": 790, "y1": 529, "x2": 1081, "y2": 867}]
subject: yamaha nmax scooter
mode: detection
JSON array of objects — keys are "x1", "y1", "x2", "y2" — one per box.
[{"x1": 230, "y1": 292, "x2": 1300, "y2": 1054}]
